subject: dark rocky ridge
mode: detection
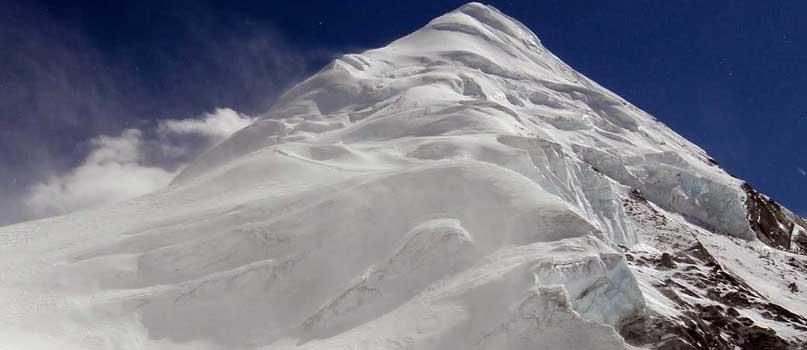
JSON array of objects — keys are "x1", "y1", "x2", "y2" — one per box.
[
  {"x1": 743, "y1": 183, "x2": 807, "y2": 254},
  {"x1": 621, "y1": 241, "x2": 807, "y2": 350},
  {"x1": 621, "y1": 190, "x2": 807, "y2": 350}
]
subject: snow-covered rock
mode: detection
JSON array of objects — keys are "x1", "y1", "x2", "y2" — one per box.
[{"x1": 1, "y1": 2, "x2": 805, "y2": 349}]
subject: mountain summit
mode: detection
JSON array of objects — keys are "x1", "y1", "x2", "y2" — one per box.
[{"x1": 2, "y1": 3, "x2": 806, "y2": 349}]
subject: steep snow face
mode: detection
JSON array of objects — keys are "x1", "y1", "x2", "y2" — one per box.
[
  {"x1": 178, "y1": 2, "x2": 751, "y2": 244},
  {"x1": 1, "y1": 3, "x2": 804, "y2": 350}
]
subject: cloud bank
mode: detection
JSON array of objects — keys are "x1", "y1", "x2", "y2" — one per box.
[{"x1": 23, "y1": 109, "x2": 254, "y2": 218}]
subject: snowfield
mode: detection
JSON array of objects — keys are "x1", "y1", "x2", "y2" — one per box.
[{"x1": 1, "y1": 3, "x2": 806, "y2": 349}]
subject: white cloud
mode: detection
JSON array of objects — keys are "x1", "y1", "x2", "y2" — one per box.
[
  {"x1": 798, "y1": 167, "x2": 806, "y2": 177},
  {"x1": 24, "y1": 129, "x2": 174, "y2": 218},
  {"x1": 23, "y1": 108, "x2": 253, "y2": 218},
  {"x1": 158, "y1": 108, "x2": 255, "y2": 141}
]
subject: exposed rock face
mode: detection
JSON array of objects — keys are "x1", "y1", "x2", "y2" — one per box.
[
  {"x1": 623, "y1": 192, "x2": 807, "y2": 350},
  {"x1": 743, "y1": 183, "x2": 807, "y2": 254},
  {"x1": 622, "y1": 239, "x2": 807, "y2": 349},
  {"x1": 622, "y1": 304, "x2": 795, "y2": 350}
]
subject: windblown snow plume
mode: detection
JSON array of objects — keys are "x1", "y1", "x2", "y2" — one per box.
[
  {"x1": 158, "y1": 108, "x2": 255, "y2": 140},
  {"x1": 24, "y1": 108, "x2": 253, "y2": 218},
  {"x1": 1, "y1": 3, "x2": 806, "y2": 350},
  {"x1": 23, "y1": 129, "x2": 175, "y2": 218}
]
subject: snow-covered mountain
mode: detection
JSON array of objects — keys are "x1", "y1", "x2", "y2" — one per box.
[{"x1": 2, "y1": 3, "x2": 806, "y2": 349}]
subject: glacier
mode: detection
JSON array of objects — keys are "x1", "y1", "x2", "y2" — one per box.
[{"x1": 1, "y1": 3, "x2": 806, "y2": 349}]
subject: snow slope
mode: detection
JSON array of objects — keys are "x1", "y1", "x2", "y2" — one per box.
[{"x1": 1, "y1": 3, "x2": 805, "y2": 349}]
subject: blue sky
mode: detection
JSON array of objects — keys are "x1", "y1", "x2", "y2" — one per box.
[{"x1": 1, "y1": 0, "x2": 805, "y2": 223}]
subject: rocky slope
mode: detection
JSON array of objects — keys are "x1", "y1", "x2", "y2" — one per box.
[{"x1": 1, "y1": 3, "x2": 805, "y2": 349}]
